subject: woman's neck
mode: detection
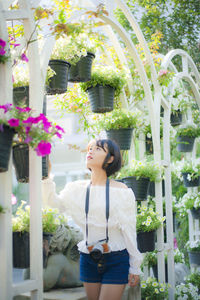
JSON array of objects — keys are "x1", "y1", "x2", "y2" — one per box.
[{"x1": 90, "y1": 169, "x2": 107, "y2": 186}]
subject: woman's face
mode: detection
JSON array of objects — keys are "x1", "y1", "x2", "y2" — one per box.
[{"x1": 86, "y1": 141, "x2": 108, "y2": 171}]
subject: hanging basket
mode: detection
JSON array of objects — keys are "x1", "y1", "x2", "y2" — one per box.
[
  {"x1": 182, "y1": 173, "x2": 200, "y2": 188},
  {"x1": 106, "y1": 128, "x2": 133, "y2": 150},
  {"x1": 148, "y1": 180, "x2": 165, "y2": 197},
  {"x1": 145, "y1": 136, "x2": 153, "y2": 154},
  {"x1": 176, "y1": 136, "x2": 195, "y2": 152},
  {"x1": 13, "y1": 86, "x2": 29, "y2": 106},
  {"x1": 122, "y1": 176, "x2": 150, "y2": 201},
  {"x1": 68, "y1": 52, "x2": 95, "y2": 82},
  {"x1": 13, "y1": 144, "x2": 49, "y2": 183},
  {"x1": 0, "y1": 126, "x2": 15, "y2": 173},
  {"x1": 170, "y1": 110, "x2": 182, "y2": 126},
  {"x1": 86, "y1": 84, "x2": 115, "y2": 113},
  {"x1": 190, "y1": 208, "x2": 200, "y2": 219},
  {"x1": 137, "y1": 230, "x2": 156, "y2": 253},
  {"x1": 46, "y1": 59, "x2": 71, "y2": 95},
  {"x1": 188, "y1": 251, "x2": 200, "y2": 266},
  {"x1": 13, "y1": 232, "x2": 30, "y2": 268}
]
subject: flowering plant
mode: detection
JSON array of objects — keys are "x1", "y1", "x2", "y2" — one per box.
[
  {"x1": 171, "y1": 84, "x2": 194, "y2": 113},
  {"x1": 12, "y1": 201, "x2": 68, "y2": 233},
  {"x1": 175, "y1": 282, "x2": 200, "y2": 300},
  {"x1": 185, "y1": 240, "x2": 200, "y2": 252},
  {"x1": 0, "y1": 103, "x2": 64, "y2": 156},
  {"x1": 0, "y1": 38, "x2": 10, "y2": 64},
  {"x1": 141, "y1": 277, "x2": 169, "y2": 299},
  {"x1": 136, "y1": 206, "x2": 165, "y2": 233},
  {"x1": 116, "y1": 159, "x2": 161, "y2": 182},
  {"x1": 185, "y1": 271, "x2": 200, "y2": 291},
  {"x1": 80, "y1": 65, "x2": 127, "y2": 99},
  {"x1": 181, "y1": 191, "x2": 200, "y2": 210},
  {"x1": 158, "y1": 69, "x2": 174, "y2": 87},
  {"x1": 51, "y1": 34, "x2": 95, "y2": 65},
  {"x1": 180, "y1": 159, "x2": 200, "y2": 180},
  {"x1": 176, "y1": 124, "x2": 200, "y2": 138},
  {"x1": 95, "y1": 109, "x2": 141, "y2": 131}
]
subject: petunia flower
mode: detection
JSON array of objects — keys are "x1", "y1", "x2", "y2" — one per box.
[
  {"x1": 35, "y1": 141, "x2": 51, "y2": 156},
  {"x1": 8, "y1": 118, "x2": 19, "y2": 127},
  {"x1": 21, "y1": 52, "x2": 29, "y2": 62},
  {"x1": 0, "y1": 38, "x2": 6, "y2": 48},
  {"x1": 16, "y1": 106, "x2": 31, "y2": 113},
  {"x1": 0, "y1": 48, "x2": 6, "y2": 56}
]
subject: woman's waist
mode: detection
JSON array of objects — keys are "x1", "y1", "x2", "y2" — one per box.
[{"x1": 78, "y1": 237, "x2": 126, "y2": 254}]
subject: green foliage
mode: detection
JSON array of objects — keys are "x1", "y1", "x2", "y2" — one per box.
[
  {"x1": 180, "y1": 159, "x2": 200, "y2": 180},
  {"x1": 141, "y1": 276, "x2": 169, "y2": 299},
  {"x1": 181, "y1": 191, "x2": 200, "y2": 210},
  {"x1": 116, "y1": 159, "x2": 161, "y2": 182},
  {"x1": 176, "y1": 125, "x2": 200, "y2": 138},
  {"x1": 175, "y1": 282, "x2": 200, "y2": 300},
  {"x1": 80, "y1": 66, "x2": 127, "y2": 99},
  {"x1": 136, "y1": 206, "x2": 165, "y2": 233},
  {"x1": 95, "y1": 109, "x2": 141, "y2": 131},
  {"x1": 185, "y1": 271, "x2": 200, "y2": 291}
]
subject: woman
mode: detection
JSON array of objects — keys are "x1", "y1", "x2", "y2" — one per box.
[{"x1": 42, "y1": 139, "x2": 142, "y2": 300}]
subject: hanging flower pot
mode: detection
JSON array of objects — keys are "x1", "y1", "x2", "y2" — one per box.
[
  {"x1": 145, "y1": 136, "x2": 153, "y2": 154},
  {"x1": 170, "y1": 110, "x2": 182, "y2": 126},
  {"x1": 190, "y1": 208, "x2": 200, "y2": 219},
  {"x1": 13, "y1": 232, "x2": 30, "y2": 268},
  {"x1": 68, "y1": 52, "x2": 95, "y2": 82},
  {"x1": 86, "y1": 84, "x2": 115, "y2": 113},
  {"x1": 0, "y1": 125, "x2": 15, "y2": 172},
  {"x1": 13, "y1": 86, "x2": 29, "y2": 106},
  {"x1": 13, "y1": 144, "x2": 49, "y2": 183},
  {"x1": 182, "y1": 173, "x2": 200, "y2": 187},
  {"x1": 106, "y1": 128, "x2": 133, "y2": 150},
  {"x1": 148, "y1": 180, "x2": 165, "y2": 197},
  {"x1": 137, "y1": 230, "x2": 156, "y2": 253},
  {"x1": 46, "y1": 59, "x2": 71, "y2": 95},
  {"x1": 176, "y1": 136, "x2": 195, "y2": 152},
  {"x1": 188, "y1": 251, "x2": 200, "y2": 266},
  {"x1": 122, "y1": 176, "x2": 150, "y2": 201}
]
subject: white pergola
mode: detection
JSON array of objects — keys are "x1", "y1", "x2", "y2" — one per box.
[{"x1": 0, "y1": 0, "x2": 200, "y2": 299}]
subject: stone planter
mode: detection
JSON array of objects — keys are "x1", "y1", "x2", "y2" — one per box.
[
  {"x1": 122, "y1": 176, "x2": 150, "y2": 201},
  {"x1": 0, "y1": 126, "x2": 15, "y2": 172},
  {"x1": 86, "y1": 84, "x2": 115, "y2": 113},
  {"x1": 176, "y1": 136, "x2": 195, "y2": 152},
  {"x1": 137, "y1": 230, "x2": 156, "y2": 253},
  {"x1": 68, "y1": 52, "x2": 95, "y2": 82},
  {"x1": 106, "y1": 128, "x2": 133, "y2": 150}
]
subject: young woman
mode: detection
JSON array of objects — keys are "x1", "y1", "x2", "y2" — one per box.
[{"x1": 42, "y1": 139, "x2": 142, "y2": 300}]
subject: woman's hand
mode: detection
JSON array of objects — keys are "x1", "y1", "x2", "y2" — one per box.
[{"x1": 128, "y1": 274, "x2": 140, "y2": 287}]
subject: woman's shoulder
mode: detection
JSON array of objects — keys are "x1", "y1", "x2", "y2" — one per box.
[{"x1": 66, "y1": 179, "x2": 90, "y2": 189}]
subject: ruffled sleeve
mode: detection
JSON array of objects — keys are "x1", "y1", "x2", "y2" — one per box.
[
  {"x1": 42, "y1": 176, "x2": 75, "y2": 214},
  {"x1": 118, "y1": 188, "x2": 143, "y2": 275}
]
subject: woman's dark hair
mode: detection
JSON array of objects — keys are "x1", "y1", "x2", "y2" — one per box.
[{"x1": 96, "y1": 139, "x2": 122, "y2": 177}]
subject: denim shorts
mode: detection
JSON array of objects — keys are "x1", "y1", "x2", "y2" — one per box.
[{"x1": 80, "y1": 249, "x2": 130, "y2": 284}]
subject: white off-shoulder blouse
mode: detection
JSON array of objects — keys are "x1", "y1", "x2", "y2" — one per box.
[{"x1": 42, "y1": 178, "x2": 143, "y2": 275}]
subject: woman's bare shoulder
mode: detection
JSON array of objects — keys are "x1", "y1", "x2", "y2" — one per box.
[{"x1": 109, "y1": 179, "x2": 128, "y2": 189}]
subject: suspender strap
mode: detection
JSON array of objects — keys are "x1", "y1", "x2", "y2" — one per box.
[{"x1": 85, "y1": 178, "x2": 110, "y2": 246}]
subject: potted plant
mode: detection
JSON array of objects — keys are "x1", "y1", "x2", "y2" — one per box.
[
  {"x1": 141, "y1": 122, "x2": 163, "y2": 154},
  {"x1": 136, "y1": 206, "x2": 165, "y2": 252},
  {"x1": 176, "y1": 124, "x2": 200, "y2": 152},
  {"x1": 80, "y1": 65, "x2": 127, "y2": 113},
  {"x1": 116, "y1": 159, "x2": 160, "y2": 200},
  {"x1": 185, "y1": 271, "x2": 200, "y2": 293},
  {"x1": 185, "y1": 240, "x2": 200, "y2": 267},
  {"x1": 181, "y1": 191, "x2": 200, "y2": 219},
  {"x1": 179, "y1": 159, "x2": 200, "y2": 187},
  {"x1": 63, "y1": 34, "x2": 96, "y2": 82},
  {"x1": 141, "y1": 276, "x2": 169, "y2": 300},
  {"x1": 175, "y1": 282, "x2": 200, "y2": 300},
  {"x1": 47, "y1": 38, "x2": 71, "y2": 95},
  {"x1": 12, "y1": 201, "x2": 68, "y2": 268},
  {"x1": 96, "y1": 109, "x2": 141, "y2": 150}
]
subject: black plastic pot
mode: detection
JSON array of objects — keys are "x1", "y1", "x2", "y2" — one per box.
[
  {"x1": 122, "y1": 176, "x2": 150, "y2": 201},
  {"x1": 87, "y1": 84, "x2": 115, "y2": 113},
  {"x1": 190, "y1": 208, "x2": 200, "y2": 219},
  {"x1": 0, "y1": 126, "x2": 15, "y2": 172},
  {"x1": 46, "y1": 59, "x2": 71, "y2": 95},
  {"x1": 137, "y1": 230, "x2": 156, "y2": 253},
  {"x1": 68, "y1": 52, "x2": 95, "y2": 82},
  {"x1": 145, "y1": 136, "x2": 153, "y2": 154},
  {"x1": 13, "y1": 86, "x2": 29, "y2": 106},
  {"x1": 176, "y1": 136, "x2": 195, "y2": 152},
  {"x1": 152, "y1": 263, "x2": 168, "y2": 282},
  {"x1": 13, "y1": 232, "x2": 30, "y2": 268},
  {"x1": 148, "y1": 180, "x2": 165, "y2": 197},
  {"x1": 182, "y1": 172, "x2": 200, "y2": 188},
  {"x1": 13, "y1": 144, "x2": 49, "y2": 183},
  {"x1": 170, "y1": 111, "x2": 182, "y2": 126},
  {"x1": 188, "y1": 251, "x2": 200, "y2": 266},
  {"x1": 106, "y1": 128, "x2": 134, "y2": 150}
]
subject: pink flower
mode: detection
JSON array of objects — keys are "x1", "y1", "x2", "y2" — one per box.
[
  {"x1": 0, "y1": 48, "x2": 6, "y2": 56},
  {"x1": 11, "y1": 194, "x2": 17, "y2": 205},
  {"x1": 8, "y1": 118, "x2": 19, "y2": 127},
  {"x1": 158, "y1": 69, "x2": 168, "y2": 76},
  {"x1": 21, "y1": 52, "x2": 29, "y2": 62},
  {"x1": 25, "y1": 126, "x2": 31, "y2": 134},
  {"x1": 24, "y1": 135, "x2": 32, "y2": 143},
  {"x1": 35, "y1": 141, "x2": 51, "y2": 156},
  {"x1": 0, "y1": 103, "x2": 12, "y2": 113},
  {"x1": 55, "y1": 131, "x2": 62, "y2": 138},
  {"x1": 0, "y1": 38, "x2": 6, "y2": 48},
  {"x1": 10, "y1": 42, "x2": 20, "y2": 48},
  {"x1": 16, "y1": 106, "x2": 31, "y2": 113},
  {"x1": 23, "y1": 116, "x2": 35, "y2": 124},
  {"x1": 55, "y1": 125, "x2": 65, "y2": 133}
]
